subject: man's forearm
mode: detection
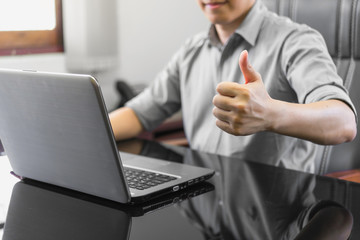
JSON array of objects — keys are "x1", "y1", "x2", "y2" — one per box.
[
  {"x1": 109, "y1": 107, "x2": 144, "y2": 141},
  {"x1": 269, "y1": 99, "x2": 357, "y2": 145}
]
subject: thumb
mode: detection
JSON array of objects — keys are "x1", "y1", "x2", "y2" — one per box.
[{"x1": 239, "y1": 50, "x2": 260, "y2": 84}]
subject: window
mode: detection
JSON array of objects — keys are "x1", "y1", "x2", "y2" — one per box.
[{"x1": 0, "y1": 0, "x2": 63, "y2": 56}]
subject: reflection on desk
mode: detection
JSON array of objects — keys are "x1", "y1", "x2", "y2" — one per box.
[
  {"x1": 2, "y1": 139, "x2": 359, "y2": 239},
  {"x1": 3, "y1": 180, "x2": 214, "y2": 240},
  {"x1": 121, "y1": 139, "x2": 357, "y2": 239}
]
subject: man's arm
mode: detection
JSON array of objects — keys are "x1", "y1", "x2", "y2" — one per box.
[
  {"x1": 269, "y1": 99, "x2": 356, "y2": 145},
  {"x1": 212, "y1": 51, "x2": 357, "y2": 145},
  {"x1": 109, "y1": 107, "x2": 144, "y2": 141}
]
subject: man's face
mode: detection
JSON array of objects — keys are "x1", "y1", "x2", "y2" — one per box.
[{"x1": 196, "y1": 0, "x2": 255, "y2": 25}]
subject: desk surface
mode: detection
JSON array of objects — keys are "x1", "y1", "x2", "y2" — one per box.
[{"x1": 1, "y1": 139, "x2": 359, "y2": 239}]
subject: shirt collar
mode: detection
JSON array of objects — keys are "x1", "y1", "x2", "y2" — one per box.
[{"x1": 208, "y1": 0, "x2": 265, "y2": 47}]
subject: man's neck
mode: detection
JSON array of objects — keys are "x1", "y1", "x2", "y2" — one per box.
[
  {"x1": 214, "y1": 3, "x2": 254, "y2": 45},
  {"x1": 215, "y1": 23, "x2": 241, "y2": 45}
]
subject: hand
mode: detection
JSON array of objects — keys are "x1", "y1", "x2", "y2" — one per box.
[{"x1": 212, "y1": 50, "x2": 273, "y2": 136}]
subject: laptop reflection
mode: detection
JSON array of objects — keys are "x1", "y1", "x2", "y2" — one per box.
[{"x1": 3, "y1": 180, "x2": 213, "y2": 240}]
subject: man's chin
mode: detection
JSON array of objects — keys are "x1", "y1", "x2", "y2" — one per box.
[{"x1": 205, "y1": 15, "x2": 229, "y2": 25}]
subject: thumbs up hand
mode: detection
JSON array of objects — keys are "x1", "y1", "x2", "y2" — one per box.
[{"x1": 212, "y1": 50, "x2": 274, "y2": 136}]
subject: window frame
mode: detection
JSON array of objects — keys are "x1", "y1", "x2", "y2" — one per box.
[{"x1": 0, "y1": 0, "x2": 63, "y2": 56}]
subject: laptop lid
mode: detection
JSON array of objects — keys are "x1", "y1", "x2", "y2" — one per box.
[
  {"x1": 0, "y1": 69, "x2": 214, "y2": 204},
  {"x1": 0, "y1": 69, "x2": 131, "y2": 203}
]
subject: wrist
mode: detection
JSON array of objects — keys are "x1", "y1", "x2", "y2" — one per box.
[{"x1": 265, "y1": 99, "x2": 284, "y2": 133}]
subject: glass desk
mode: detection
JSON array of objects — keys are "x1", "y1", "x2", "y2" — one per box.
[{"x1": 1, "y1": 139, "x2": 359, "y2": 239}]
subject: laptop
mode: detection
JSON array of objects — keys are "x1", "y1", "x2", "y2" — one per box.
[
  {"x1": 3, "y1": 181, "x2": 214, "y2": 240},
  {"x1": 0, "y1": 69, "x2": 214, "y2": 204}
]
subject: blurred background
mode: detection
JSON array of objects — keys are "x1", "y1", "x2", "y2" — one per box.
[{"x1": 0, "y1": 0, "x2": 209, "y2": 110}]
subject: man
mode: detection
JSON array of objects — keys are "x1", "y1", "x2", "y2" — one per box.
[{"x1": 110, "y1": 0, "x2": 357, "y2": 172}]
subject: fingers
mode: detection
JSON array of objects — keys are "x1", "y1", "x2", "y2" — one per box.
[
  {"x1": 212, "y1": 99, "x2": 246, "y2": 132},
  {"x1": 212, "y1": 50, "x2": 268, "y2": 136},
  {"x1": 212, "y1": 107, "x2": 236, "y2": 135},
  {"x1": 239, "y1": 50, "x2": 261, "y2": 84},
  {"x1": 215, "y1": 119, "x2": 233, "y2": 134},
  {"x1": 214, "y1": 82, "x2": 250, "y2": 109},
  {"x1": 213, "y1": 107, "x2": 229, "y2": 123},
  {"x1": 213, "y1": 110, "x2": 248, "y2": 136},
  {"x1": 213, "y1": 94, "x2": 233, "y2": 111},
  {"x1": 216, "y1": 81, "x2": 240, "y2": 97}
]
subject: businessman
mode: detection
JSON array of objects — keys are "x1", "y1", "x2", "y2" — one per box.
[{"x1": 110, "y1": 0, "x2": 357, "y2": 172}]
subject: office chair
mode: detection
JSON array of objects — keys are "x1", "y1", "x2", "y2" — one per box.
[{"x1": 262, "y1": 0, "x2": 360, "y2": 175}]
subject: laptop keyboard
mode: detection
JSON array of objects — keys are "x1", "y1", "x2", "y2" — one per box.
[{"x1": 124, "y1": 167, "x2": 177, "y2": 190}]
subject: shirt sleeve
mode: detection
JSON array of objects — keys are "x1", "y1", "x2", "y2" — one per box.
[
  {"x1": 280, "y1": 26, "x2": 357, "y2": 119},
  {"x1": 125, "y1": 46, "x2": 183, "y2": 131}
]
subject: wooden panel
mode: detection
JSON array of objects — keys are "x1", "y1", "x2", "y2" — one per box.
[
  {"x1": 325, "y1": 169, "x2": 360, "y2": 183},
  {"x1": 0, "y1": 0, "x2": 63, "y2": 55}
]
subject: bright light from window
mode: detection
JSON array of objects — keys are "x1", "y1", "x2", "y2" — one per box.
[{"x1": 0, "y1": 0, "x2": 56, "y2": 31}]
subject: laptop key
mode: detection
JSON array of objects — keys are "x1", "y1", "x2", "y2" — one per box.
[{"x1": 124, "y1": 167, "x2": 177, "y2": 190}]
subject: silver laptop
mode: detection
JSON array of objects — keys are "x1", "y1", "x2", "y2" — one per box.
[{"x1": 0, "y1": 69, "x2": 214, "y2": 204}]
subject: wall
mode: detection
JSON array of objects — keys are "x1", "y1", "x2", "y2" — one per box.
[
  {"x1": 0, "y1": 53, "x2": 66, "y2": 72},
  {"x1": 116, "y1": 0, "x2": 209, "y2": 86}
]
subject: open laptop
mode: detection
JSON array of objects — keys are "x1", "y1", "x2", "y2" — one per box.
[{"x1": 0, "y1": 69, "x2": 214, "y2": 204}]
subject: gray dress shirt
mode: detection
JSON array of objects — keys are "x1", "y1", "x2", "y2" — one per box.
[{"x1": 126, "y1": 0, "x2": 356, "y2": 172}]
